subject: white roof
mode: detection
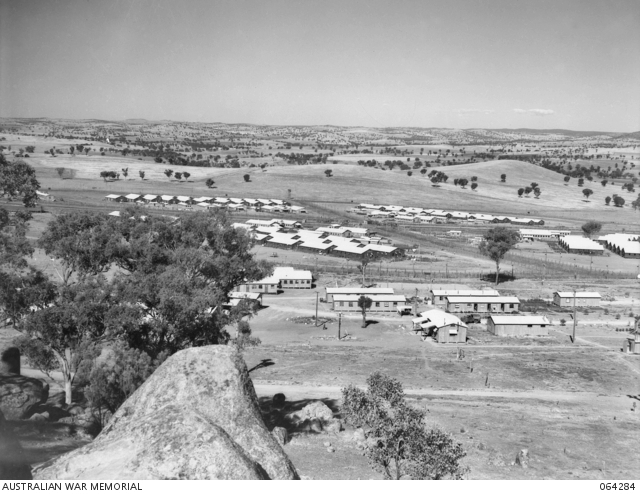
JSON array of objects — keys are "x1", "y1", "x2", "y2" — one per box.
[
  {"x1": 229, "y1": 292, "x2": 262, "y2": 300},
  {"x1": 332, "y1": 244, "x2": 370, "y2": 254},
  {"x1": 554, "y1": 292, "x2": 601, "y2": 298},
  {"x1": 326, "y1": 287, "x2": 395, "y2": 295},
  {"x1": 299, "y1": 240, "x2": 334, "y2": 250},
  {"x1": 560, "y1": 235, "x2": 604, "y2": 251},
  {"x1": 108, "y1": 211, "x2": 121, "y2": 217},
  {"x1": 273, "y1": 267, "x2": 312, "y2": 280},
  {"x1": 432, "y1": 289, "x2": 500, "y2": 297},
  {"x1": 413, "y1": 309, "x2": 467, "y2": 329},
  {"x1": 161, "y1": 195, "x2": 175, "y2": 201},
  {"x1": 489, "y1": 315, "x2": 550, "y2": 325},
  {"x1": 193, "y1": 196, "x2": 213, "y2": 202},
  {"x1": 125, "y1": 194, "x2": 140, "y2": 200},
  {"x1": 365, "y1": 244, "x2": 398, "y2": 253},
  {"x1": 214, "y1": 197, "x2": 230, "y2": 203},
  {"x1": 446, "y1": 296, "x2": 520, "y2": 303},
  {"x1": 264, "y1": 234, "x2": 301, "y2": 246},
  {"x1": 105, "y1": 194, "x2": 122, "y2": 199},
  {"x1": 333, "y1": 294, "x2": 407, "y2": 302},
  {"x1": 176, "y1": 196, "x2": 192, "y2": 202},
  {"x1": 143, "y1": 194, "x2": 159, "y2": 200}
]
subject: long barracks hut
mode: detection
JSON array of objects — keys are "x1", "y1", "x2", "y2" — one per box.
[
  {"x1": 429, "y1": 289, "x2": 500, "y2": 308},
  {"x1": 325, "y1": 287, "x2": 395, "y2": 303},
  {"x1": 445, "y1": 296, "x2": 520, "y2": 314},
  {"x1": 487, "y1": 315, "x2": 550, "y2": 337},
  {"x1": 332, "y1": 294, "x2": 407, "y2": 312},
  {"x1": 552, "y1": 292, "x2": 601, "y2": 308}
]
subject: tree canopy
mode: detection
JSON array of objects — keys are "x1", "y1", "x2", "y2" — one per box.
[
  {"x1": 581, "y1": 220, "x2": 602, "y2": 238},
  {"x1": 0, "y1": 154, "x2": 40, "y2": 207},
  {"x1": 478, "y1": 227, "x2": 519, "y2": 285},
  {"x1": 342, "y1": 372, "x2": 467, "y2": 480}
]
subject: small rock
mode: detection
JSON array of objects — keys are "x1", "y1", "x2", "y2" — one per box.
[
  {"x1": 29, "y1": 413, "x2": 48, "y2": 422},
  {"x1": 323, "y1": 419, "x2": 343, "y2": 434},
  {"x1": 460, "y1": 426, "x2": 466, "y2": 433},
  {"x1": 515, "y1": 449, "x2": 529, "y2": 468},
  {"x1": 309, "y1": 418, "x2": 323, "y2": 433},
  {"x1": 67, "y1": 405, "x2": 85, "y2": 417},
  {"x1": 323, "y1": 441, "x2": 332, "y2": 447},
  {"x1": 477, "y1": 442, "x2": 485, "y2": 451},
  {"x1": 271, "y1": 427, "x2": 289, "y2": 446},
  {"x1": 352, "y1": 428, "x2": 366, "y2": 443},
  {"x1": 327, "y1": 447, "x2": 335, "y2": 453}
]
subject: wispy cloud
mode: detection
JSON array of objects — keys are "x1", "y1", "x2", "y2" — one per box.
[
  {"x1": 513, "y1": 108, "x2": 555, "y2": 116},
  {"x1": 453, "y1": 108, "x2": 495, "y2": 115}
]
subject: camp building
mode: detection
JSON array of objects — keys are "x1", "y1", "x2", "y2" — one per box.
[
  {"x1": 412, "y1": 309, "x2": 467, "y2": 344},
  {"x1": 325, "y1": 287, "x2": 395, "y2": 303},
  {"x1": 332, "y1": 294, "x2": 407, "y2": 312},
  {"x1": 429, "y1": 289, "x2": 500, "y2": 308},
  {"x1": 552, "y1": 292, "x2": 601, "y2": 308},
  {"x1": 445, "y1": 296, "x2": 520, "y2": 314},
  {"x1": 487, "y1": 315, "x2": 550, "y2": 337}
]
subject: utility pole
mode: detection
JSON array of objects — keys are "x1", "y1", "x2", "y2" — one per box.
[
  {"x1": 315, "y1": 291, "x2": 319, "y2": 326},
  {"x1": 338, "y1": 312, "x2": 342, "y2": 340},
  {"x1": 413, "y1": 288, "x2": 418, "y2": 316},
  {"x1": 572, "y1": 288, "x2": 577, "y2": 343}
]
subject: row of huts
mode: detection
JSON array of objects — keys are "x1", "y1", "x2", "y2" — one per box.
[
  {"x1": 354, "y1": 203, "x2": 545, "y2": 226},
  {"x1": 236, "y1": 266, "x2": 313, "y2": 294},
  {"x1": 104, "y1": 194, "x2": 307, "y2": 213},
  {"x1": 235, "y1": 221, "x2": 404, "y2": 261}
]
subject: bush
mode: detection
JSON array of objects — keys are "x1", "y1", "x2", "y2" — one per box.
[
  {"x1": 559, "y1": 318, "x2": 566, "y2": 326},
  {"x1": 84, "y1": 342, "x2": 162, "y2": 421},
  {"x1": 342, "y1": 372, "x2": 467, "y2": 479}
]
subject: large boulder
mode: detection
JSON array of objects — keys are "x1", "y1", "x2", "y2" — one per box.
[
  {"x1": 34, "y1": 346, "x2": 299, "y2": 480},
  {"x1": 0, "y1": 410, "x2": 32, "y2": 480},
  {"x1": 0, "y1": 375, "x2": 49, "y2": 420}
]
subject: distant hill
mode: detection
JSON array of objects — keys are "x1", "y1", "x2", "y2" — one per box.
[{"x1": 480, "y1": 128, "x2": 620, "y2": 137}]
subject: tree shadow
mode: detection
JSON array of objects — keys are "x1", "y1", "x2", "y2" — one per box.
[
  {"x1": 480, "y1": 272, "x2": 516, "y2": 284},
  {"x1": 248, "y1": 359, "x2": 275, "y2": 373},
  {"x1": 257, "y1": 395, "x2": 343, "y2": 433}
]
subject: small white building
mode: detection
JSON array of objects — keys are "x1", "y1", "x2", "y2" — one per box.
[
  {"x1": 273, "y1": 267, "x2": 313, "y2": 289},
  {"x1": 412, "y1": 309, "x2": 467, "y2": 343},
  {"x1": 559, "y1": 235, "x2": 604, "y2": 255},
  {"x1": 552, "y1": 292, "x2": 601, "y2": 308},
  {"x1": 325, "y1": 287, "x2": 395, "y2": 303}
]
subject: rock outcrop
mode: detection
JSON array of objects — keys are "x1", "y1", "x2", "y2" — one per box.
[
  {"x1": 0, "y1": 411, "x2": 32, "y2": 480},
  {"x1": 0, "y1": 374, "x2": 49, "y2": 420},
  {"x1": 34, "y1": 346, "x2": 299, "y2": 480}
]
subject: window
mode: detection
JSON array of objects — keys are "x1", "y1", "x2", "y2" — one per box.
[
  {"x1": 259, "y1": 285, "x2": 263, "y2": 289},
  {"x1": 509, "y1": 304, "x2": 514, "y2": 309},
  {"x1": 393, "y1": 302, "x2": 397, "y2": 306},
  {"x1": 384, "y1": 302, "x2": 389, "y2": 307},
  {"x1": 455, "y1": 304, "x2": 460, "y2": 310},
  {"x1": 340, "y1": 302, "x2": 344, "y2": 307},
  {"x1": 527, "y1": 324, "x2": 533, "y2": 328},
  {"x1": 349, "y1": 302, "x2": 353, "y2": 307},
  {"x1": 375, "y1": 302, "x2": 380, "y2": 307}
]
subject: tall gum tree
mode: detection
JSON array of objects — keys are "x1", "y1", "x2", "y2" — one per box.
[{"x1": 478, "y1": 227, "x2": 520, "y2": 285}]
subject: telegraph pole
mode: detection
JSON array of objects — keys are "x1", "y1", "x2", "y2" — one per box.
[
  {"x1": 413, "y1": 288, "x2": 418, "y2": 316},
  {"x1": 315, "y1": 291, "x2": 319, "y2": 326},
  {"x1": 572, "y1": 288, "x2": 577, "y2": 343},
  {"x1": 338, "y1": 312, "x2": 342, "y2": 340}
]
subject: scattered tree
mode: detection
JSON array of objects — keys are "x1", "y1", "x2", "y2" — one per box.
[
  {"x1": 0, "y1": 155, "x2": 40, "y2": 207},
  {"x1": 564, "y1": 176, "x2": 570, "y2": 185},
  {"x1": 478, "y1": 227, "x2": 520, "y2": 285},
  {"x1": 605, "y1": 196, "x2": 611, "y2": 205},
  {"x1": 471, "y1": 183, "x2": 478, "y2": 191},
  {"x1": 500, "y1": 173, "x2": 506, "y2": 182},
  {"x1": 174, "y1": 172, "x2": 183, "y2": 181},
  {"x1": 139, "y1": 170, "x2": 145, "y2": 180},
  {"x1": 582, "y1": 188, "x2": 593, "y2": 200},
  {"x1": 243, "y1": 174, "x2": 251, "y2": 182},
  {"x1": 358, "y1": 296, "x2": 373, "y2": 328},
  {"x1": 517, "y1": 188, "x2": 524, "y2": 197},
  {"x1": 121, "y1": 168, "x2": 128, "y2": 179},
  {"x1": 581, "y1": 220, "x2": 602, "y2": 238},
  {"x1": 164, "y1": 169, "x2": 173, "y2": 179},
  {"x1": 534, "y1": 187, "x2": 541, "y2": 198},
  {"x1": 205, "y1": 178, "x2": 215, "y2": 188},
  {"x1": 182, "y1": 171, "x2": 190, "y2": 181},
  {"x1": 613, "y1": 195, "x2": 625, "y2": 207},
  {"x1": 578, "y1": 178, "x2": 584, "y2": 187},
  {"x1": 325, "y1": 169, "x2": 333, "y2": 177},
  {"x1": 341, "y1": 372, "x2": 467, "y2": 480}
]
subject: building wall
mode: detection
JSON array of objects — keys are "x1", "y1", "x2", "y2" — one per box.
[
  {"x1": 332, "y1": 300, "x2": 400, "y2": 312},
  {"x1": 280, "y1": 278, "x2": 312, "y2": 289},
  {"x1": 553, "y1": 295, "x2": 601, "y2": 307},
  {"x1": 446, "y1": 301, "x2": 518, "y2": 313},
  {"x1": 488, "y1": 321, "x2": 549, "y2": 336},
  {"x1": 237, "y1": 283, "x2": 279, "y2": 294},
  {"x1": 435, "y1": 325, "x2": 467, "y2": 343}
]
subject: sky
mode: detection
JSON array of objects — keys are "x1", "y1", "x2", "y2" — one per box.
[{"x1": 0, "y1": 0, "x2": 638, "y2": 132}]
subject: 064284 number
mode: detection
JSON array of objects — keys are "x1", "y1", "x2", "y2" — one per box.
[{"x1": 600, "y1": 484, "x2": 635, "y2": 491}]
